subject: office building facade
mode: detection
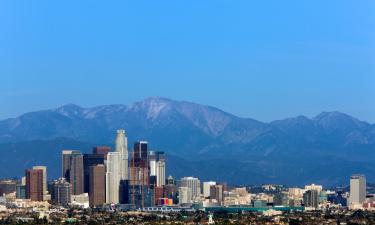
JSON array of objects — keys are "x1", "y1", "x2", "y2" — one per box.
[
  {"x1": 350, "y1": 174, "x2": 366, "y2": 206},
  {"x1": 25, "y1": 168, "x2": 44, "y2": 201},
  {"x1": 52, "y1": 178, "x2": 71, "y2": 206},
  {"x1": 180, "y1": 177, "x2": 201, "y2": 200},
  {"x1": 89, "y1": 164, "x2": 106, "y2": 207}
]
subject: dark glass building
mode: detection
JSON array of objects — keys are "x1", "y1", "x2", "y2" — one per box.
[
  {"x1": 83, "y1": 153, "x2": 106, "y2": 193},
  {"x1": 52, "y1": 178, "x2": 71, "y2": 206}
]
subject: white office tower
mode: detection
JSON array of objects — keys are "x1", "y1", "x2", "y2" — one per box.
[
  {"x1": 156, "y1": 160, "x2": 165, "y2": 187},
  {"x1": 203, "y1": 181, "x2": 216, "y2": 198},
  {"x1": 149, "y1": 151, "x2": 166, "y2": 187},
  {"x1": 149, "y1": 151, "x2": 157, "y2": 176},
  {"x1": 32, "y1": 166, "x2": 48, "y2": 201},
  {"x1": 180, "y1": 177, "x2": 201, "y2": 200},
  {"x1": 349, "y1": 174, "x2": 366, "y2": 208},
  {"x1": 115, "y1": 129, "x2": 128, "y2": 180},
  {"x1": 106, "y1": 152, "x2": 121, "y2": 204},
  {"x1": 179, "y1": 187, "x2": 192, "y2": 204}
]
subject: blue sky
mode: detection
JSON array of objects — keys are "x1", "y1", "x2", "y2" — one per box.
[{"x1": 1, "y1": 0, "x2": 374, "y2": 122}]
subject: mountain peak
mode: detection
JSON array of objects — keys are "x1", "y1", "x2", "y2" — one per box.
[
  {"x1": 55, "y1": 103, "x2": 83, "y2": 118},
  {"x1": 314, "y1": 111, "x2": 357, "y2": 123},
  {"x1": 314, "y1": 111, "x2": 367, "y2": 130},
  {"x1": 142, "y1": 96, "x2": 174, "y2": 103},
  {"x1": 129, "y1": 97, "x2": 175, "y2": 120}
]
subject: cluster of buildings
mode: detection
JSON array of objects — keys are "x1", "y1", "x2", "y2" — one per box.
[{"x1": 0, "y1": 129, "x2": 373, "y2": 217}]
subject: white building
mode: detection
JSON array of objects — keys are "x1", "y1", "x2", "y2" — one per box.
[
  {"x1": 203, "y1": 181, "x2": 216, "y2": 198},
  {"x1": 156, "y1": 160, "x2": 165, "y2": 187},
  {"x1": 149, "y1": 151, "x2": 166, "y2": 187},
  {"x1": 115, "y1": 129, "x2": 129, "y2": 180},
  {"x1": 178, "y1": 187, "x2": 192, "y2": 204},
  {"x1": 349, "y1": 174, "x2": 366, "y2": 207},
  {"x1": 106, "y1": 152, "x2": 121, "y2": 204},
  {"x1": 288, "y1": 187, "x2": 304, "y2": 199},
  {"x1": 180, "y1": 177, "x2": 201, "y2": 200},
  {"x1": 71, "y1": 193, "x2": 89, "y2": 208}
]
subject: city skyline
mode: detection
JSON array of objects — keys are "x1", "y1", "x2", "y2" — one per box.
[
  {"x1": 1, "y1": 0, "x2": 374, "y2": 223},
  {"x1": 1, "y1": 128, "x2": 371, "y2": 210}
]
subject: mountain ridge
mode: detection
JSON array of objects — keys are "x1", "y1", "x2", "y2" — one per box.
[{"x1": 0, "y1": 97, "x2": 374, "y2": 186}]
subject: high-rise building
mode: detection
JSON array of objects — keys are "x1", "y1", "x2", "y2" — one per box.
[
  {"x1": 210, "y1": 185, "x2": 223, "y2": 205},
  {"x1": 180, "y1": 177, "x2": 201, "y2": 201},
  {"x1": 149, "y1": 152, "x2": 157, "y2": 177},
  {"x1": 349, "y1": 174, "x2": 366, "y2": 206},
  {"x1": 129, "y1": 141, "x2": 151, "y2": 207},
  {"x1": 26, "y1": 168, "x2": 44, "y2": 201},
  {"x1": 52, "y1": 178, "x2": 71, "y2": 207},
  {"x1": 178, "y1": 187, "x2": 192, "y2": 204},
  {"x1": 69, "y1": 152, "x2": 84, "y2": 195},
  {"x1": 303, "y1": 190, "x2": 319, "y2": 208},
  {"x1": 83, "y1": 153, "x2": 106, "y2": 193},
  {"x1": 89, "y1": 164, "x2": 106, "y2": 207},
  {"x1": 149, "y1": 151, "x2": 166, "y2": 187},
  {"x1": 62, "y1": 150, "x2": 75, "y2": 179},
  {"x1": 203, "y1": 181, "x2": 216, "y2": 198},
  {"x1": 62, "y1": 150, "x2": 84, "y2": 195},
  {"x1": 116, "y1": 129, "x2": 129, "y2": 180},
  {"x1": 32, "y1": 166, "x2": 48, "y2": 200},
  {"x1": 119, "y1": 180, "x2": 130, "y2": 204},
  {"x1": 106, "y1": 152, "x2": 121, "y2": 204}
]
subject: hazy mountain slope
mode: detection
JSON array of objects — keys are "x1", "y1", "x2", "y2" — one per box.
[
  {"x1": 0, "y1": 138, "x2": 94, "y2": 179},
  {"x1": 0, "y1": 97, "x2": 374, "y2": 186}
]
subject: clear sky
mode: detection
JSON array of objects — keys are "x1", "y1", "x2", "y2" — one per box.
[{"x1": 1, "y1": 0, "x2": 374, "y2": 122}]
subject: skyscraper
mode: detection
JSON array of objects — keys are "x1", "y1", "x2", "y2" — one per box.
[
  {"x1": 89, "y1": 164, "x2": 106, "y2": 207},
  {"x1": 69, "y1": 152, "x2": 84, "y2": 195},
  {"x1": 149, "y1": 151, "x2": 166, "y2": 187},
  {"x1": 83, "y1": 153, "x2": 106, "y2": 193},
  {"x1": 62, "y1": 150, "x2": 84, "y2": 195},
  {"x1": 52, "y1": 178, "x2": 71, "y2": 207},
  {"x1": 26, "y1": 168, "x2": 43, "y2": 201},
  {"x1": 129, "y1": 141, "x2": 152, "y2": 207},
  {"x1": 32, "y1": 166, "x2": 48, "y2": 201},
  {"x1": 116, "y1": 129, "x2": 129, "y2": 180},
  {"x1": 349, "y1": 174, "x2": 366, "y2": 206},
  {"x1": 130, "y1": 141, "x2": 149, "y2": 186},
  {"x1": 62, "y1": 150, "x2": 76, "y2": 179},
  {"x1": 106, "y1": 152, "x2": 121, "y2": 204},
  {"x1": 180, "y1": 177, "x2": 201, "y2": 201}
]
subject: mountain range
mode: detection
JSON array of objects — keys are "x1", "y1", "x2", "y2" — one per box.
[{"x1": 0, "y1": 97, "x2": 374, "y2": 187}]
